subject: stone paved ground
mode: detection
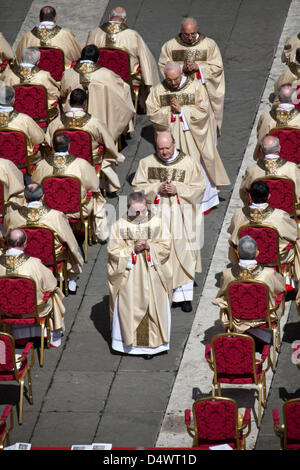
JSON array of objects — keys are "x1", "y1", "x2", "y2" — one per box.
[{"x1": 0, "y1": 0, "x2": 299, "y2": 451}]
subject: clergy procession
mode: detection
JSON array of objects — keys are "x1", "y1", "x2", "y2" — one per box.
[{"x1": 0, "y1": 0, "x2": 299, "y2": 451}]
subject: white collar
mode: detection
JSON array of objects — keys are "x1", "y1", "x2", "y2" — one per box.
[
  {"x1": 54, "y1": 151, "x2": 68, "y2": 156},
  {"x1": 108, "y1": 20, "x2": 122, "y2": 24},
  {"x1": 66, "y1": 107, "x2": 85, "y2": 115},
  {"x1": 0, "y1": 105, "x2": 14, "y2": 113},
  {"x1": 20, "y1": 62, "x2": 35, "y2": 68},
  {"x1": 27, "y1": 201, "x2": 43, "y2": 208},
  {"x1": 181, "y1": 32, "x2": 199, "y2": 44},
  {"x1": 264, "y1": 153, "x2": 280, "y2": 159},
  {"x1": 277, "y1": 103, "x2": 295, "y2": 111},
  {"x1": 80, "y1": 59, "x2": 94, "y2": 64},
  {"x1": 6, "y1": 248, "x2": 24, "y2": 256},
  {"x1": 179, "y1": 75, "x2": 187, "y2": 87},
  {"x1": 238, "y1": 259, "x2": 257, "y2": 268},
  {"x1": 249, "y1": 202, "x2": 269, "y2": 210},
  {"x1": 158, "y1": 149, "x2": 179, "y2": 163},
  {"x1": 39, "y1": 21, "x2": 56, "y2": 30}
]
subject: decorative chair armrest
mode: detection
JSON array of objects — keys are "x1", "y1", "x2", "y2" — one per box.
[
  {"x1": 19, "y1": 341, "x2": 34, "y2": 359},
  {"x1": 205, "y1": 344, "x2": 212, "y2": 360},
  {"x1": 185, "y1": 409, "x2": 191, "y2": 426},
  {"x1": 243, "y1": 408, "x2": 251, "y2": 426},
  {"x1": 0, "y1": 405, "x2": 13, "y2": 423},
  {"x1": 261, "y1": 344, "x2": 271, "y2": 362},
  {"x1": 272, "y1": 409, "x2": 280, "y2": 426}
]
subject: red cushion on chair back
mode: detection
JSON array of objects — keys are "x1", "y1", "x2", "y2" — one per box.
[
  {"x1": 285, "y1": 401, "x2": 300, "y2": 442},
  {"x1": 43, "y1": 177, "x2": 81, "y2": 214},
  {"x1": 194, "y1": 400, "x2": 237, "y2": 443},
  {"x1": 269, "y1": 129, "x2": 300, "y2": 164},
  {"x1": 228, "y1": 282, "x2": 268, "y2": 320},
  {"x1": 98, "y1": 48, "x2": 130, "y2": 83},
  {"x1": 54, "y1": 130, "x2": 92, "y2": 163},
  {"x1": 38, "y1": 47, "x2": 64, "y2": 82},
  {"x1": 213, "y1": 335, "x2": 254, "y2": 375},
  {"x1": 0, "y1": 277, "x2": 36, "y2": 315},
  {"x1": 0, "y1": 130, "x2": 27, "y2": 168},
  {"x1": 22, "y1": 227, "x2": 54, "y2": 265},
  {"x1": 262, "y1": 178, "x2": 295, "y2": 214},
  {"x1": 13, "y1": 85, "x2": 48, "y2": 122},
  {"x1": 0, "y1": 334, "x2": 14, "y2": 371},
  {"x1": 239, "y1": 226, "x2": 278, "y2": 264}
]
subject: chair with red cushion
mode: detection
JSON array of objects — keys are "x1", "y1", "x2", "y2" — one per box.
[
  {"x1": 269, "y1": 127, "x2": 300, "y2": 165},
  {"x1": 272, "y1": 399, "x2": 300, "y2": 450},
  {"x1": 205, "y1": 332, "x2": 271, "y2": 427},
  {"x1": 0, "y1": 332, "x2": 34, "y2": 424},
  {"x1": 41, "y1": 175, "x2": 93, "y2": 262},
  {"x1": 185, "y1": 396, "x2": 251, "y2": 450},
  {"x1": 13, "y1": 84, "x2": 49, "y2": 129},
  {"x1": 0, "y1": 128, "x2": 36, "y2": 174},
  {"x1": 0, "y1": 404, "x2": 14, "y2": 449},
  {"x1": 98, "y1": 47, "x2": 140, "y2": 127},
  {"x1": 19, "y1": 225, "x2": 69, "y2": 296},
  {"x1": 238, "y1": 223, "x2": 295, "y2": 287},
  {"x1": 226, "y1": 280, "x2": 285, "y2": 370},
  {"x1": 0, "y1": 275, "x2": 52, "y2": 367},
  {"x1": 37, "y1": 46, "x2": 65, "y2": 82}
]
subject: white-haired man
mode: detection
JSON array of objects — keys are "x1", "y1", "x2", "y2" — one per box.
[
  {"x1": 86, "y1": 6, "x2": 160, "y2": 106},
  {"x1": 146, "y1": 61, "x2": 230, "y2": 213},
  {"x1": 213, "y1": 235, "x2": 286, "y2": 333},
  {"x1": 158, "y1": 17, "x2": 225, "y2": 134},
  {"x1": 132, "y1": 131, "x2": 206, "y2": 312},
  {"x1": 15, "y1": 5, "x2": 82, "y2": 68},
  {"x1": 0, "y1": 47, "x2": 60, "y2": 120}
]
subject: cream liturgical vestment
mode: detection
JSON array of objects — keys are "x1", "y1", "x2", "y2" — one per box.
[
  {"x1": 15, "y1": 24, "x2": 82, "y2": 68},
  {"x1": 239, "y1": 155, "x2": 300, "y2": 206},
  {"x1": 60, "y1": 61, "x2": 135, "y2": 141},
  {"x1": 0, "y1": 107, "x2": 45, "y2": 159},
  {"x1": 158, "y1": 32, "x2": 225, "y2": 134},
  {"x1": 132, "y1": 151, "x2": 205, "y2": 298},
  {"x1": 45, "y1": 109, "x2": 125, "y2": 192},
  {"x1": 281, "y1": 33, "x2": 300, "y2": 65},
  {"x1": 0, "y1": 32, "x2": 14, "y2": 66},
  {"x1": 213, "y1": 262, "x2": 286, "y2": 333},
  {"x1": 0, "y1": 249, "x2": 65, "y2": 333},
  {"x1": 227, "y1": 203, "x2": 300, "y2": 281},
  {"x1": 4, "y1": 201, "x2": 84, "y2": 279},
  {"x1": 146, "y1": 75, "x2": 230, "y2": 212},
  {"x1": 86, "y1": 22, "x2": 160, "y2": 88},
  {"x1": 254, "y1": 105, "x2": 300, "y2": 160},
  {"x1": 108, "y1": 211, "x2": 172, "y2": 355},
  {"x1": 0, "y1": 61, "x2": 60, "y2": 119},
  {"x1": 31, "y1": 152, "x2": 109, "y2": 242},
  {"x1": 274, "y1": 62, "x2": 300, "y2": 94},
  {"x1": 0, "y1": 158, "x2": 24, "y2": 206}
]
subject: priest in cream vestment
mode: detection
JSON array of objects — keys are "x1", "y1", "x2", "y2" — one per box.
[
  {"x1": 240, "y1": 135, "x2": 300, "y2": 205},
  {"x1": 4, "y1": 183, "x2": 84, "y2": 290},
  {"x1": 107, "y1": 192, "x2": 172, "y2": 358},
  {"x1": 0, "y1": 228, "x2": 65, "y2": 347},
  {"x1": 228, "y1": 180, "x2": 300, "y2": 285},
  {"x1": 254, "y1": 84, "x2": 300, "y2": 160},
  {"x1": 45, "y1": 88, "x2": 125, "y2": 193},
  {"x1": 213, "y1": 235, "x2": 286, "y2": 333},
  {"x1": 281, "y1": 32, "x2": 300, "y2": 65},
  {"x1": 158, "y1": 17, "x2": 225, "y2": 134},
  {"x1": 146, "y1": 62, "x2": 230, "y2": 213},
  {"x1": 86, "y1": 6, "x2": 160, "y2": 91},
  {"x1": 274, "y1": 48, "x2": 300, "y2": 94},
  {"x1": 132, "y1": 131, "x2": 205, "y2": 312},
  {"x1": 0, "y1": 157, "x2": 24, "y2": 208},
  {"x1": 0, "y1": 32, "x2": 14, "y2": 68},
  {"x1": 1, "y1": 47, "x2": 60, "y2": 121},
  {"x1": 15, "y1": 5, "x2": 82, "y2": 68},
  {"x1": 31, "y1": 132, "x2": 109, "y2": 242},
  {"x1": 60, "y1": 45, "x2": 135, "y2": 141},
  {"x1": 0, "y1": 85, "x2": 45, "y2": 162}
]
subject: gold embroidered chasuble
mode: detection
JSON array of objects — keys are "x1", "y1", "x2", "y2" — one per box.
[
  {"x1": 107, "y1": 212, "x2": 172, "y2": 349},
  {"x1": 132, "y1": 152, "x2": 205, "y2": 289},
  {"x1": 146, "y1": 76, "x2": 230, "y2": 186}
]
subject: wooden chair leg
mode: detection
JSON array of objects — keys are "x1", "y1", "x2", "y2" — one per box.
[{"x1": 18, "y1": 379, "x2": 24, "y2": 425}]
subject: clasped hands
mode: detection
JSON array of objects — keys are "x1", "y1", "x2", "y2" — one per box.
[
  {"x1": 183, "y1": 59, "x2": 199, "y2": 74},
  {"x1": 134, "y1": 239, "x2": 149, "y2": 253},
  {"x1": 159, "y1": 179, "x2": 177, "y2": 196}
]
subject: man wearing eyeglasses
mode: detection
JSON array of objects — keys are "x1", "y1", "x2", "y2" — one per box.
[{"x1": 158, "y1": 17, "x2": 225, "y2": 136}]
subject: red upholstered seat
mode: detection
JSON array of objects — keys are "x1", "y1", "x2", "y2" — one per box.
[
  {"x1": 53, "y1": 129, "x2": 93, "y2": 164},
  {"x1": 185, "y1": 397, "x2": 251, "y2": 449},
  {"x1": 259, "y1": 177, "x2": 296, "y2": 215},
  {"x1": 226, "y1": 280, "x2": 284, "y2": 369},
  {"x1": 0, "y1": 332, "x2": 34, "y2": 424},
  {"x1": 269, "y1": 128, "x2": 300, "y2": 165},
  {"x1": 37, "y1": 46, "x2": 65, "y2": 82},
  {"x1": 0, "y1": 129, "x2": 34, "y2": 174},
  {"x1": 0, "y1": 404, "x2": 14, "y2": 450},
  {"x1": 273, "y1": 399, "x2": 300, "y2": 450},
  {"x1": 0, "y1": 275, "x2": 52, "y2": 367},
  {"x1": 205, "y1": 332, "x2": 271, "y2": 427},
  {"x1": 13, "y1": 84, "x2": 49, "y2": 128},
  {"x1": 42, "y1": 175, "x2": 92, "y2": 262}
]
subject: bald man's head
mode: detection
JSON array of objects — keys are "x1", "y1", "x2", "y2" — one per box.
[
  {"x1": 181, "y1": 17, "x2": 198, "y2": 44},
  {"x1": 278, "y1": 84, "x2": 294, "y2": 103},
  {"x1": 164, "y1": 62, "x2": 182, "y2": 89},
  {"x1": 109, "y1": 6, "x2": 127, "y2": 22},
  {"x1": 7, "y1": 229, "x2": 27, "y2": 249},
  {"x1": 260, "y1": 135, "x2": 280, "y2": 155},
  {"x1": 156, "y1": 131, "x2": 176, "y2": 160}
]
